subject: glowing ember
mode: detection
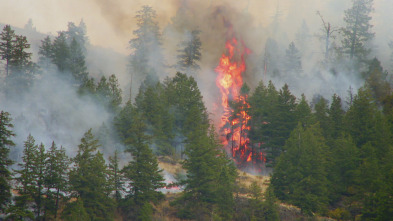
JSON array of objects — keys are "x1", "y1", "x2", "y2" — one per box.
[{"x1": 215, "y1": 36, "x2": 265, "y2": 169}]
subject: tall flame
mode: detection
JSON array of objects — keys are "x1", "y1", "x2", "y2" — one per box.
[{"x1": 215, "y1": 37, "x2": 264, "y2": 168}]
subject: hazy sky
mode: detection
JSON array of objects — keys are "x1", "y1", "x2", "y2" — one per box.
[
  {"x1": 0, "y1": 0, "x2": 390, "y2": 57},
  {"x1": 0, "y1": 0, "x2": 325, "y2": 54}
]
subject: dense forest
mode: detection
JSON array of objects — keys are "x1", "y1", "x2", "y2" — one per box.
[{"x1": 1, "y1": 0, "x2": 393, "y2": 220}]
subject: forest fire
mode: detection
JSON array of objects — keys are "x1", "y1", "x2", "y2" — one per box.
[{"x1": 215, "y1": 37, "x2": 265, "y2": 170}]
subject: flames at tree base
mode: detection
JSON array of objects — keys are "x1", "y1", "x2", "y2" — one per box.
[{"x1": 215, "y1": 37, "x2": 266, "y2": 174}]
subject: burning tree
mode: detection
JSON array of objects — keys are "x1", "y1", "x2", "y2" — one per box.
[{"x1": 215, "y1": 37, "x2": 265, "y2": 169}]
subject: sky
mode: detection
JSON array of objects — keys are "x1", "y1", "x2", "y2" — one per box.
[{"x1": 0, "y1": 0, "x2": 346, "y2": 55}]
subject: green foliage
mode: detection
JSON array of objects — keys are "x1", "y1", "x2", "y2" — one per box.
[
  {"x1": 0, "y1": 25, "x2": 16, "y2": 77},
  {"x1": 271, "y1": 123, "x2": 329, "y2": 215},
  {"x1": 364, "y1": 58, "x2": 391, "y2": 105},
  {"x1": 61, "y1": 199, "x2": 89, "y2": 221},
  {"x1": 0, "y1": 25, "x2": 36, "y2": 96},
  {"x1": 129, "y1": 5, "x2": 164, "y2": 80},
  {"x1": 44, "y1": 142, "x2": 69, "y2": 219},
  {"x1": 52, "y1": 32, "x2": 71, "y2": 73},
  {"x1": 295, "y1": 94, "x2": 312, "y2": 125},
  {"x1": 328, "y1": 94, "x2": 345, "y2": 139},
  {"x1": 11, "y1": 135, "x2": 39, "y2": 219},
  {"x1": 68, "y1": 129, "x2": 115, "y2": 220},
  {"x1": 108, "y1": 150, "x2": 124, "y2": 202},
  {"x1": 0, "y1": 111, "x2": 15, "y2": 213},
  {"x1": 121, "y1": 111, "x2": 165, "y2": 220},
  {"x1": 135, "y1": 80, "x2": 174, "y2": 156},
  {"x1": 345, "y1": 87, "x2": 378, "y2": 147},
  {"x1": 165, "y1": 72, "x2": 209, "y2": 136},
  {"x1": 341, "y1": 0, "x2": 374, "y2": 61},
  {"x1": 283, "y1": 42, "x2": 302, "y2": 74},
  {"x1": 175, "y1": 125, "x2": 237, "y2": 220},
  {"x1": 177, "y1": 29, "x2": 202, "y2": 75}
]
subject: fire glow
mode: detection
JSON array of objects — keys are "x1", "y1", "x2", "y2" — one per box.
[{"x1": 215, "y1": 37, "x2": 265, "y2": 169}]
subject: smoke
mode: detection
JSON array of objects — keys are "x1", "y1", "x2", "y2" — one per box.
[
  {"x1": 1, "y1": 0, "x2": 393, "y2": 161},
  {"x1": 0, "y1": 71, "x2": 113, "y2": 160}
]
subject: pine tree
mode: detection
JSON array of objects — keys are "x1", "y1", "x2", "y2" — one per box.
[
  {"x1": 176, "y1": 29, "x2": 202, "y2": 75},
  {"x1": 341, "y1": 0, "x2": 374, "y2": 61},
  {"x1": 295, "y1": 94, "x2": 312, "y2": 125},
  {"x1": 69, "y1": 37, "x2": 88, "y2": 85},
  {"x1": 114, "y1": 100, "x2": 137, "y2": 142},
  {"x1": 0, "y1": 111, "x2": 15, "y2": 213},
  {"x1": 0, "y1": 26, "x2": 35, "y2": 96},
  {"x1": 33, "y1": 143, "x2": 47, "y2": 219},
  {"x1": 44, "y1": 142, "x2": 69, "y2": 219},
  {"x1": 65, "y1": 20, "x2": 88, "y2": 53},
  {"x1": 10, "y1": 135, "x2": 38, "y2": 220},
  {"x1": 108, "y1": 74, "x2": 123, "y2": 111},
  {"x1": 283, "y1": 42, "x2": 302, "y2": 74},
  {"x1": 328, "y1": 94, "x2": 345, "y2": 139},
  {"x1": 271, "y1": 123, "x2": 329, "y2": 215},
  {"x1": 345, "y1": 87, "x2": 377, "y2": 147},
  {"x1": 67, "y1": 129, "x2": 115, "y2": 220},
  {"x1": 38, "y1": 36, "x2": 54, "y2": 70},
  {"x1": 52, "y1": 32, "x2": 70, "y2": 73},
  {"x1": 175, "y1": 120, "x2": 237, "y2": 220},
  {"x1": 129, "y1": 5, "x2": 165, "y2": 81},
  {"x1": 135, "y1": 81, "x2": 174, "y2": 156},
  {"x1": 0, "y1": 25, "x2": 16, "y2": 77},
  {"x1": 268, "y1": 84, "x2": 297, "y2": 164},
  {"x1": 121, "y1": 112, "x2": 165, "y2": 220},
  {"x1": 314, "y1": 97, "x2": 330, "y2": 138},
  {"x1": 108, "y1": 150, "x2": 124, "y2": 202},
  {"x1": 364, "y1": 58, "x2": 390, "y2": 105}
]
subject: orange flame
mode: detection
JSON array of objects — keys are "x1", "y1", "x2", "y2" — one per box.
[{"x1": 215, "y1": 37, "x2": 264, "y2": 167}]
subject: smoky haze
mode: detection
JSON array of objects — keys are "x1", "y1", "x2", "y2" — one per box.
[{"x1": 1, "y1": 0, "x2": 393, "y2": 158}]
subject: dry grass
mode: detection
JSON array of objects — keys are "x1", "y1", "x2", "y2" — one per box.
[{"x1": 158, "y1": 156, "x2": 185, "y2": 176}]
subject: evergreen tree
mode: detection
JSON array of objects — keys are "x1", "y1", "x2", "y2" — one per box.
[
  {"x1": 44, "y1": 142, "x2": 69, "y2": 219},
  {"x1": 135, "y1": 81, "x2": 174, "y2": 156},
  {"x1": 262, "y1": 38, "x2": 281, "y2": 77},
  {"x1": 341, "y1": 0, "x2": 374, "y2": 61},
  {"x1": 69, "y1": 37, "x2": 88, "y2": 85},
  {"x1": 174, "y1": 121, "x2": 237, "y2": 220},
  {"x1": 33, "y1": 143, "x2": 46, "y2": 219},
  {"x1": 61, "y1": 199, "x2": 89, "y2": 221},
  {"x1": 10, "y1": 135, "x2": 38, "y2": 220},
  {"x1": 114, "y1": 100, "x2": 137, "y2": 142},
  {"x1": 121, "y1": 111, "x2": 165, "y2": 220},
  {"x1": 95, "y1": 74, "x2": 122, "y2": 112},
  {"x1": 0, "y1": 111, "x2": 15, "y2": 213},
  {"x1": 345, "y1": 87, "x2": 377, "y2": 147},
  {"x1": 38, "y1": 36, "x2": 54, "y2": 70},
  {"x1": 108, "y1": 150, "x2": 124, "y2": 202},
  {"x1": 249, "y1": 81, "x2": 268, "y2": 147},
  {"x1": 271, "y1": 123, "x2": 329, "y2": 215},
  {"x1": 67, "y1": 129, "x2": 115, "y2": 220},
  {"x1": 283, "y1": 42, "x2": 302, "y2": 74},
  {"x1": 328, "y1": 94, "x2": 345, "y2": 139},
  {"x1": 364, "y1": 58, "x2": 390, "y2": 105},
  {"x1": 65, "y1": 20, "x2": 88, "y2": 53},
  {"x1": 269, "y1": 84, "x2": 297, "y2": 164},
  {"x1": 108, "y1": 74, "x2": 123, "y2": 111},
  {"x1": 129, "y1": 6, "x2": 164, "y2": 81},
  {"x1": 164, "y1": 72, "x2": 209, "y2": 136},
  {"x1": 0, "y1": 25, "x2": 16, "y2": 77},
  {"x1": 52, "y1": 32, "x2": 71, "y2": 73},
  {"x1": 314, "y1": 97, "x2": 330, "y2": 138},
  {"x1": 0, "y1": 26, "x2": 35, "y2": 96},
  {"x1": 295, "y1": 94, "x2": 312, "y2": 125},
  {"x1": 176, "y1": 29, "x2": 202, "y2": 75}
]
